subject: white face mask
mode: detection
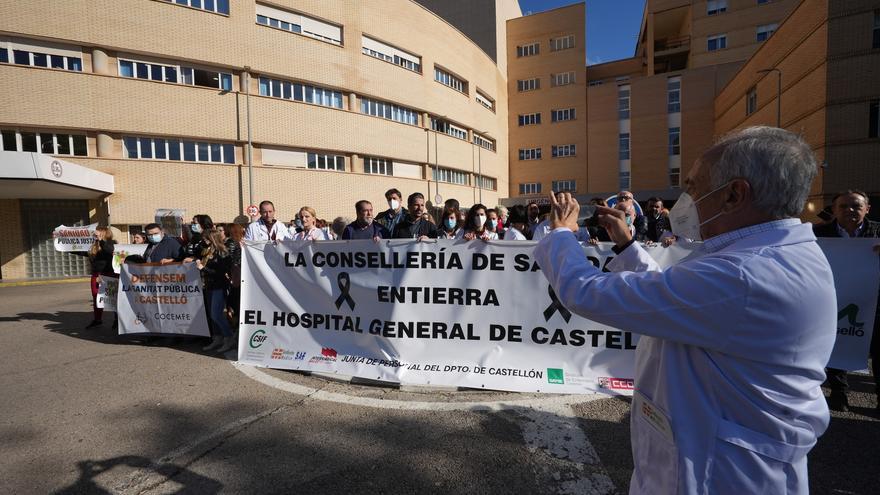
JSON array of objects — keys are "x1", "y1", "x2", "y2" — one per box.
[
  {"x1": 474, "y1": 214, "x2": 486, "y2": 228},
  {"x1": 668, "y1": 182, "x2": 730, "y2": 241},
  {"x1": 389, "y1": 199, "x2": 400, "y2": 211}
]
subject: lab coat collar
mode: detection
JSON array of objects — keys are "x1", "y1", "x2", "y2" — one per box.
[{"x1": 713, "y1": 221, "x2": 816, "y2": 254}]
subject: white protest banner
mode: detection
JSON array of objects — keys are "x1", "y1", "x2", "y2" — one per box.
[
  {"x1": 117, "y1": 262, "x2": 210, "y2": 336},
  {"x1": 821, "y1": 238, "x2": 880, "y2": 370},
  {"x1": 52, "y1": 223, "x2": 98, "y2": 252},
  {"x1": 155, "y1": 208, "x2": 186, "y2": 238},
  {"x1": 112, "y1": 244, "x2": 148, "y2": 274},
  {"x1": 238, "y1": 238, "x2": 878, "y2": 394},
  {"x1": 96, "y1": 275, "x2": 119, "y2": 311},
  {"x1": 237, "y1": 240, "x2": 699, "y2": 395}
]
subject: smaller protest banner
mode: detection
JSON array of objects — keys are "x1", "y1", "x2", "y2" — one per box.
[
  {"x1": 52, "y1": 223, "x2": 98, "y2": 252},
  {"x1": 117, "y1": 262, "x2": 209, "y2": 336},
  {"x1": 155, "y1": 208, "x2": 186, "y2": 238},
  {"x1": 96, "y1": 275, "x2": 119, "y2": 311},
  {"x1": 112, "y1": 244, "x2": 148, "y2": 274}
]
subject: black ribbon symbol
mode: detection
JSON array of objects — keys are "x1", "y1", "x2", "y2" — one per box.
[
  {"x1": 543, "y1": 285, "x2": 572, "y2": 323},
  {"x1": 335, "y1": 272, "x2": 356, "y2": 310}
]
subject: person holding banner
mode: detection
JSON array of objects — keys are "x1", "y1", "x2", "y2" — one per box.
[
  {"x1": 461, "y1": 204, "x2": 498, "y2": 241},
  {"x1": 391, "y1": 193, "x2": 439, "y2": 240},
  {"x1": 342, "y1": 201, "x2": 389, "y2": 240},
  {"x1": 536, "y1": 126, "x2": 836, "y2": 494},
  {"x1": 503, "y1": 205, "x2": 529, "y2": 240},
  {"x1": 85, "y1": 227, "x2": 117, "y2": 329},
  {"x1": 813, "y1": 189, "x2": 880, "y2": 412},
  {"x1": 143, "y1": 223, "x2": 184, "y2": 264},
  {"x1": 197, "y1": 229, "x2": 235, "y2": 352},
  {"x1": 245, "y1": 200, "x2": 290, "y2": 242},
  {"x1": 291, "y1": 207, "x2": 328, "y2": 241}
]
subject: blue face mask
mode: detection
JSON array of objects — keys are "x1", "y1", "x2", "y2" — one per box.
[
  {"x1": 445, "y1": 218, "x2": 456, "y2": 230},
  {"x1": 625, "y1": 215, "x2": 633, "y2": 227},
  {"x1": 148, "y1": 233, "x2": 162, "y2": 244},
  {"x1": 488, "y1": 219, "x2": 497, "y2": 230},
  {"x1": 191, "y1": 223, "x2": 202, "y2": 234}
]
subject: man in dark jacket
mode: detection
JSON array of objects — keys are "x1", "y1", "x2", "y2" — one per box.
[
  {"x1": 813, "y1": 189, "x2": 880, "y2": 412},
  {"x1": 143, "y1": 223, "x2": 184, "y2": 263},
  {"x1": 645, "y1": 197, "x2": 671, "y2": 242},
  {"x1": 391, "y1": 192, "x2": 439, "y2": 239},
  {"x1": 342, "y1": 200, "x2": 389, "y2": 240},
  {"x1": 375, "y1": 188, "x2": 408, "y2": 233}
]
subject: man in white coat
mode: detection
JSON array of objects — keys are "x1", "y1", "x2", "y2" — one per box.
[{"x1": 534, "y1": 126, "x2": 836, "y2": 494}]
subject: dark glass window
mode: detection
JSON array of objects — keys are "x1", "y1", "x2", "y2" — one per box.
[
  {"x1": 124, "y1": 137, "x2": 138, "y2": 158},
  {"x1": 204, "y1": 0, "x2": 214, "y2": 10},
  {"x1": 72, "y1": 135, "x2": 87, "y2": 156},
  {"x1": 32, "y1": 53, "x2": 48, "y2": 67},
  {"x1": 222, "y1": 144, "x2": 234, "y2": 164},
  {"x1": 183, "y1": 141, "x2": 196, "y2": 161},
  {"x1": 197, "y1": 142, "x2": 209, "y2": 161},
  {"x1": 139, "y1": 138, "x2": 153, "y2": 159},
  {"x1": 56, "y1": 134, "x2": 71, "y2": 155},
  {"x1": 68, "y1": 57, "x2": 82, "y2": 71},
  {"x1": 13, "y1": 50, "x2": 29, "y2": 65},
  {"x1": 870, "y1": 100, "x2": 879, "y2": 138},
  {"x1": 50, "y1": 55, "x2": 65, "y2": 69},
  {"x1": 271, "y1": 79, "x2": 281, "y2": 97},
  {"x1": 191, "y1": 0, "x2": 202, "y2": 8},
  {"x1": 293, "y1": 83, "x2": 303, "y2": 101},
  {"x1": 150, "y1": 64, "x2": 163, "y2": 81},
  {"x1": 40, "y1": 134, "x2": 55, "y2": 154},
  {"x1": 21, "y1": 132, "x2": 37, "y2": 152},
  {"x1": 1, "y1": 130, "x2": 17, "y2": 151},
  {"x1": 192, "y1": 68, "x2": 219, "y2": 88},
  {"x1": 220, "y1": 73, "x2": 232, "y2": 91},
  {"x1": 165, "y1": 66, "x2": 177, "y2": 83},
  {"x1": 167, "y1": 140, "x2": 181, "y2": 160},
  {"x1": 282, "y1": 82, "x2": 292, "y2": 99},
  {"x1": 216, "y1": 0, "x2": 229, "y2": 15},
  {"x1": 136, "y1": 63, "x2": 149, "y2": 79},
  {"x1": 257, "y1": 15, "x2": 268, "y2": 25},
  {"x1": 154, "y1": 139, "x2": 167, "y2": 159},
  {"x1": 0, "y1": 48, "x2": 7, "y2": 63},
  {"x1": 209, "y1": 143, "x2": 221, "y2": 162}
]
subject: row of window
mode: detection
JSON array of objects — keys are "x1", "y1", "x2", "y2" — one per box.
[
  {"x1": 515, "y1": 34, "x2": 576, "y2": 58},
  {"x1": 434, "y1": 67, "x2": 467, "y2": 94},
  {"x1": 432, "y1": 166, "x2": 469, "y2": 186},
  {"x1": 0, "y1": 130, "x2": 88, "y2": 156},
  {"x1": 124, "y1": 136, "x2": 235, "y2": 164},
  {"x1": 551, "y1": 144, "x2": 576, "y2": 157},
  {"x1": 258, "y1": 76, "x2": 344, "y2": 109},
  {"x1": 119, "y1": 59, "x2": 233, "y2": 90},
  {"x1": 0, "y1": 47, "x2": 82, "y2": 71},
  {"x1": 255, "y1": 3, "x2": 342, "y2": 45},
  {"x1": 431, "y1": 119, "x2": 468, "y2": 140},
  {"x1": 708, "y1": 0, "x2": 778, "y2": 16},
  {"x1": 473, "y1": 134, "x2": 495, "y2": 152},
  {"x1": 614, "y1": 128, "x2": 681, "y2": 161},
  {"x1": 706, "y1": 24, "x2": 777, "y2": 52},
  {"x1": 616, "y1": 78, "x2": 680, "y2": 120},
  {"x1": 308, "y1": 152, "x2": 345, "y2": 171},
  {"x1": 361, "y1": 35, "x2": 421, "y2": 73},
  {"x1": 161, "y1": 0, "x2": 229, "y2": 15},
  {"x1": 517, "y1": 72, "x2": 576, "y2": 93},
  {"x1": 365, "y1": 156, "x2": 392, "y2": 176},
  {"x1": 475, "y1": 175, "x2": 497, "y2": 191},
  {"x1": 360, "y1": 97, "x2": 419, "y2": 126}
]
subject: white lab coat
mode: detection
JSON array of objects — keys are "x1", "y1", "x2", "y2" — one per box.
[
  {"x1": 244, "y1": 219, "x2": 290, "y2": 241},
  {"x1": 534, "y1": 222, "x2": 836, "y2": 494}
]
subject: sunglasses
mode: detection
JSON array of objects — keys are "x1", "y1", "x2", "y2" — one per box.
[{"x1": 617, "y1": 196, "x2": 633, "y2": 201}]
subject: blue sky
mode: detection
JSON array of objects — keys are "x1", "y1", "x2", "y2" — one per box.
[{"x1": 517, "y1": 0, "x2": 646, "y2": 65}]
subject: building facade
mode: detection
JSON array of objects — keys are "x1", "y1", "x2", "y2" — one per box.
[{"x1": 0, "y1": 0, "x2": 519, "y2": 279}]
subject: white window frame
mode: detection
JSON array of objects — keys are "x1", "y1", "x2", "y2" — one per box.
[
  {"x1": 520, "y1": 182, "x2": 542, "y2": 195},
  {"x1": 667, "y1": 77, "x2": 681, "y2": 113},
  {"x1": 308, "y1": 152, "x2": 345, "y2": 171},
  {"x1": 360, "y1": 97, "x2": 418, "y2": 125},
  {"x1": 473, "y1": 134, "x2": 495, "y2": 152},
  {"x1": 475, "y1": 90, "x2": 495, "y2": 111},
  {"x1": 707, "y1": 0, "x2": 727, "y2": 15},
  {"x1": 516, "y1": 42, "x2": 540, "y2": 57},
  {"x1": 619, "y1": 171, "x2": 631, "y2": 190},
  {"x1": 669, "y1": 167, "x2": 681, "y2": 188},
  {"x1": 618, "y1": 85, "x2": 631, "y2": 119},
  {"x1": 551, "y1": 144, "x2": 576, "y2": 158},
  {"x1": 746, "y1": 87, "x2": 758, "y2": 115},
  {"x1": 434, "y1": 66, "x2": 468, "y2": 94},
  {"x1": 123, "y1": 135, "x2": 234, "y2": 164},
  {"x1": 1, "y1": 129, "x2": 88, "y2": 156},
  {"x1": 519, "y1": 148, "x2": 542, "y2": 161},
  {"x1": 518, "y1": 113, "x2": 541, "y2": 126},
  {"x1": 551, "y1": 180, "x2": 576, "y2": 192},
  {"x1": 551, "y1": 71, "x2": 575, "y2": 87},
  {"x1": 475, "y1": 175, "x2": 497, "y2": 190},
  {"x1": 708, "y1": 34, "x2": 727, "y2": 51},
  {"x1": 550, "y1": 35, "x2": 575, "y2": 51},
  {"x1": 364, "y1": 156, "x2": 393, "y2": 176},
  {"x1": 756, "y1": 23, "x2": 778, "y2": 42},
  {"x1": 361, "y1": 35, "x2": 421, "y2": 73},
  {"x1": 255, "y1": 3, "x2": 342, "y2": 45},
  {"x1": 668, "y1": 127, "x2": 681, "y2": 156},
  {"x1": 433, "y1": 166, "x2": 470, "y2": 185},
  {"x1": 259, "y1": 76, "x2": 344, "y2": 109},
  {"x1": 162, "y1": 0, "x2": 229, "y2": 15},
  {"x1": 551, "y1": 108, "x2": 576, "y2": 122},
  {"x1": 517, "y1": 78, "x2": 540, "y2": 92},
  {"x1": 619, "y1": 133, "x2": 630, "y2": 160}
]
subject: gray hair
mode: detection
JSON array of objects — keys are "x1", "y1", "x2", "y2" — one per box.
[{"x1": 706, "y1": 126, "x2": 817, "y2": 219}]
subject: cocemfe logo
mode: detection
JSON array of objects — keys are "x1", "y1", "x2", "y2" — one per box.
[
  {"x1": 249, "y1": 329, "x2": 268, "y2": 349},
  {"x1": 597, "y1": 377, "x2": 634, "y2": 390}
]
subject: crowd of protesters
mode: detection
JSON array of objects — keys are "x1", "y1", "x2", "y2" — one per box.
[{"x1": 82, "y1": 185, "x2": 879, "y2": 415}]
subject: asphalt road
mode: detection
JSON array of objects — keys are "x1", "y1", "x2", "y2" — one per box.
[{"x1": 0, "y1": 281, "x2": 877, "y2": 494}]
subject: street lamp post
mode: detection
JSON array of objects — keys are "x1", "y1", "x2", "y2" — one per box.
[
  {"x1": 757, "y1": 68, "x2": 782, "y2": 128},
  {"x1": 244, "y1": 66, "x2": 254, "y2": 208}
]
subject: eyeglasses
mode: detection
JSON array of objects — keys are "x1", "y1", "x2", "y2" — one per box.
[{"x1": 617, "y1": 196, "x2": 633, "y2": 201}]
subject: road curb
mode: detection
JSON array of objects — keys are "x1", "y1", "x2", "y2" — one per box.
[{"x1": 0, "y1": 277, "x2": 89, "y2": 287}]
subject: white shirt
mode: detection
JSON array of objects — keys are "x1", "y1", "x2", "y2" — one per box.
[
  {"x1": 291, "y1": 227, "x2": 327, "y2": 241},
  {"x1": 504, "y1": 227, "x2": 527, "y2": 240},
  {"x1": 455, "y1": 229, "x2": 498, "y2": 240},
  {"x1": 534, "y1": 220, "x2": 835, "y2": 494},
  {"x1": 244, "y1": 219, "x2": 290, "y2": 241}
]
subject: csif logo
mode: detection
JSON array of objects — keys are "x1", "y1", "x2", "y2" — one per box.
[{"x1": 249, "y1": 329, "x2": 268, "y2": 348}]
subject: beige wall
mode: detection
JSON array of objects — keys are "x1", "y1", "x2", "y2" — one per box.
[
  {"x1": 506, "y1": 2, "x2": 587, "y2": 198},
  {"x1": 0, "y1": 200, "x2": 26, "y2": 280}
]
